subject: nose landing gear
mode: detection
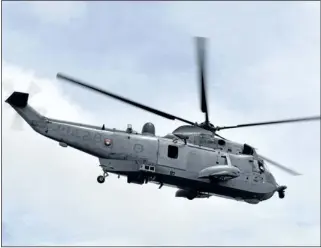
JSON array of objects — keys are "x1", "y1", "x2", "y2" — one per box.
[{"x1": 97, "y1": 169, "x2": 109, "y2": 184}]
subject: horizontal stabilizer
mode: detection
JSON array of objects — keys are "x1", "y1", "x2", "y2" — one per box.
[{"x1": 5, "y1": 92, "x2": 29, "y2": 108}]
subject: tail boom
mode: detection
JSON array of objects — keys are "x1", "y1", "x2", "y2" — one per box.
[{"x1": 5, "y1": 91, "x2": 114, "y2": 158}]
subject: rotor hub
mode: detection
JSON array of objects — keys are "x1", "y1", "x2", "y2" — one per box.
[{"x1": 198, "y1": 121, "x2": 215, "y2": 132}]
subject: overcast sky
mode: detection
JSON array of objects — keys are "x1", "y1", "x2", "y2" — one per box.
[{"x1": 2, "y1": 1, "x2": 320, "y2": 246}]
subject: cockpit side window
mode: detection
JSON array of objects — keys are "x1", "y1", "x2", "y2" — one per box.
[{"x1": 242, "y1": 144, "x2": 254, "y2": 155}]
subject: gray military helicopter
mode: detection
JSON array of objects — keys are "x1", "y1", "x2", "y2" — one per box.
[{"x1": 5, "y1": 37, "x2": 320, "y2": 204}]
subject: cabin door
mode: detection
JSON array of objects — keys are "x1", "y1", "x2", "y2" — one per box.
[{"x1": 157, "y1": 139, "x2": 187, "y2": 171}]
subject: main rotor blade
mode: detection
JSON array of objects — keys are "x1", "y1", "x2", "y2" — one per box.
[
  {"x1": 216, "y1": 116, "x2": 320, "y2": 131},
  {"x1": 258, "y1": 154, "x2": 301, "y2": 176},
  {"x1": 214, "y1": 133, "x2": 228, "y2": 140},
  {"x1": 56, "y1": 73, "x2": 195, "y2": 126},
  {"x1": 196, "y1": 37, "x2": 209, "y2": 124}
]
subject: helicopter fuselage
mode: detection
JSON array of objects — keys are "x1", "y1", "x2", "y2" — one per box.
[{"x1": 6, "y1": 92, "x2": 280, "y2": 204}]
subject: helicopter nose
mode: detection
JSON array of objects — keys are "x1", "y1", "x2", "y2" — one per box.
[{"x1": 265, "y1": 171, "x2": 277, "y2": 186}]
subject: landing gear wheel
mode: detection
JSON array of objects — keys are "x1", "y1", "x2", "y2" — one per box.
[
  {"x1": 97, "y1": 166, "x2": 109, "y2": 184},
  {"x1": 187, "y1": 195, "x2": 195, "y2": 200},
  {"x1": 97, "y1": 175, "x2": 105, "y2": 184}
]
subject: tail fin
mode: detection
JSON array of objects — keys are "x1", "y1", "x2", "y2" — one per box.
[
  {"x1": 5, "y1": 92, "x2": 29, "y2": 108},
  {"x1": 5, "y1": 91, "x2": 46, "y2": 132}
]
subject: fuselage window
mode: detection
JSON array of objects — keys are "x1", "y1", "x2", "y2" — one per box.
[{"x1": 168, "y1": 145, "x2": 178, "y2": 159}]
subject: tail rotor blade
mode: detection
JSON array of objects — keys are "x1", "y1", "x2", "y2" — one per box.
[
  {"x1": 11, "y1": 113, "x2": 24, "y2": 131},
  {"x1": 28, "y1": 81, "x2": 41, "y2": 97},
  {"x1": 37, "y1": 107, "x2": 47, "y2": 116},
  {"x1": 7, "y1": 81, "x2": 45, "y2": 131}
]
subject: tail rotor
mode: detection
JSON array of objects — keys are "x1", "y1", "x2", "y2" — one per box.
[{"x1": 3, "y1": 80, "x2": 47, "y2": 131}]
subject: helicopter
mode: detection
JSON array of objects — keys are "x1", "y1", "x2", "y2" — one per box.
[{"x1": 5, "y1": 37, "x2": 320, "y2": 204}]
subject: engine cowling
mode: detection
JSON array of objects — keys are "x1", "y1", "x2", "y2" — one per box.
[{"x1": 142, "y1": 122, "x2": 155, "y2": 136}]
